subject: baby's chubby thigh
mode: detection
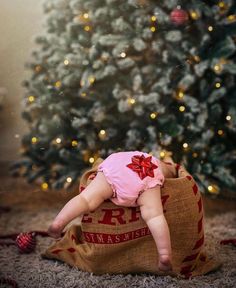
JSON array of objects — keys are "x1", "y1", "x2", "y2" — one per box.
[{"x1": 81, "y1": 172, "x2": 113, "y2": 211}]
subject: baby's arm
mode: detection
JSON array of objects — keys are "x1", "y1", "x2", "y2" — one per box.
[
  {"x1": 48, "y1": 172, "x2": 113, "y2": 239},
  {"x1": 137, "y1": 186, "x2": 172, "y2": 271}
]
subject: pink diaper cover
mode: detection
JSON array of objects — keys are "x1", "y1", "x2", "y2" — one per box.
[{"x1": 97, "y1": 151, "x2": 164, "y2": 207}]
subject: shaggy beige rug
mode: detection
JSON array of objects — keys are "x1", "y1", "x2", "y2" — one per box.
[{"x1": 0, "y1": 207, "x2": 235, "y2": 288}]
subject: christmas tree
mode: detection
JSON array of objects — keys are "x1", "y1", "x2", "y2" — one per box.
[{"x1": 11, "y1": 0, "x2": 236, "y2": 197}]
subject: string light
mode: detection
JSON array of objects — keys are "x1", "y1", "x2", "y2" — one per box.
[
  {"x1": 160, "y1": 151, "x2": 166, "y2": 158},
  {"x1": 99, "y1": 130, "x2": 106, "y2": 140},
  {"x1": 150, "y1": 112, "x2": 157, "y2": 119},
  {"x1": 193, "y1": 55, "x2": 201, "y2": 62},
  {"x1": 215, "y1": 82, "x2": 221, "y2": 88},
  {"x1": 120, "y1": 52, "x2": 126, "y2": 58},
  {"x1": 31, "y1": 137, "x2": 38, "y2": 144},
  {"x1": 71, "y1": 140, "x2": 78, "y2": 147},
  {"x1": 128, "y1": 98, "x2": 136, "y2": 105},
  {"x1": 89, "y1": 76, "x2": 95, "y2": 84},
  {"x1": 55, "y1": 138, "x2": 62, "y2": 144},
  {"x1": 41, "y1": 182, "x2": 48, "y2": 190},
  {"x1": 177, "y1": 90, "x2": 184, "y2": 99},
  {"x1": 28, "y1": 96, "x2": 35, "y2": 103},
  {"x1": 64, "y1": 59, "x2": 69, "y2": 65},
  {"x1": 183, "y1": 143, "x2": 188, "y2": 149},
  {"x1": 80, "y1": 92, "x2": 86, "y2": 97},
  {"x1": 66, "y1": 177, "x2": 72, "y2": 183},
  {"x1": 213, "y1": 64, "x2": 222, "y2": 73},
  {"x1": 89, "y1": 157, "x2": 95, "y2": 164},
  {"x1": 150, "y1": 26, "x2": 156, "y2": 32},
  {"x1": 217, "y1": 129, "x2": 224, "y2": 136},
  {"x1": 192, "y1": 152, "x2": 198, "y2": 158},
  {"x1": 179, "y1": 106, "x2": 185, "y2": 112},
  {"x1": 84, "y1": 25, "x2": 91, "y2": 31},
  {"x1": 208, "y1": 25, "x2": 213, "y2": 32},
  {"x1": 151, "y1": 15, "x2": 157, "y2": 21},
  {"x1": 208, "y1": 184, "x2": 219, "y2": 194},
  {"x1": 227, "y1": 15, "x2": 236, "y2": 22},
  {"x1": 83, "y1": 13, "x2": 89, "y2": 19},
  {"x1": 226, "y1": 115, "x2": 231, "y2": 121},
  {"x1": 190, "y1": 10, "x2": 199, "y2": 20},
  {"x1": 55, "y1": 81, "x2": 62, "y2": 88}
]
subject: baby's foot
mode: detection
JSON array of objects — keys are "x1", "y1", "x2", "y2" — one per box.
[
  {"x1": 158, "y1": 255, "x2": 172, "y2": 271},
  {"x1": 47, "y1": 220, "x2": 64, "y2": 239}
]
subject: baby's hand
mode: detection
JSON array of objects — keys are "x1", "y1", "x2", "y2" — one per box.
[
  {"x1": 47, "y1": 222, "x2": 63, "y2": 239},
  {"x1": 158, "y1": 255, "x2": 172, "y2": 272}
]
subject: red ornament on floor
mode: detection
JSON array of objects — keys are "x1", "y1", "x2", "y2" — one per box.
[{"x1": 15, "y1": 232, "x2": 37, "y2": 253}]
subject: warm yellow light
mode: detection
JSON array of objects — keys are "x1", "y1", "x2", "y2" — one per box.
[
  {"x1": 150, "y1": 112, "x2": 157, "y2": 119},
  {"x1": 80, "y1": 92, "x2": 86, "y2": 97},
  {"x1": 55, "y1": 81, "x2": 62, "y2": 88},
  {"x1": 89, "y1": 76, "x2": 95, "y2": 84},
  {"x1": 218, "y1": 1, "x2": 226, "y2": 8},
  {"x1": 99, "y1": 130, "x2": 106, "y2": 135},
  {"x1": 64, "y1": 59, "x2": 69, "y2": 65},
  {"x1": 84, "y1": 25, "x2": 91, "y2": 31},
  {"x1": 217, "y1": 129, "x2": 224, "y2": 135},
  {"x1": 72, "y1": 140, "x2": 78, "y2": 147},
  {"x1": 160, "y1": 151, "x2": 166, "y2": 158},
  {"x1": 226, "y1": 115, "x2": 231, "y2": 121},
  {"x1": 208, "y1": 184, "x2": 219, "y2": 194},
  {"x1": 208, "y1": 26, "x2": 213, "y2": 32},
  {"x1": 56, "y1": 138, "x2": 62, "y2": 144},
  {"x1": 179, "y1": 106, "x2": 186, "y2": 112},
  {"x1": 31, "y1": 137, "x2": 38, "y2": 144},
  {"x1": 192, "y1": 152, "x2": 198, "y2": 158},
  {"x1": 28, "y1": 96, "x2": 35, "y2": 103},
  {"x1": 193, "y1": 55, "x2": 201, "y2": 62},
  {"x1": 208, "y1": 185, "x2": 213, "y2": 192},
  {"x1": 66, "y1": 177, "x2": 72, "y2": 183},
  {"x1": 83, "y1": 13, "x2": 89, "y2": 19},
  {"x1": 190, "y1": 11, "x2": 199, "y2": 20},
  {"x1": 151, "y1": 15, "x2": 157, "y2": 21},
  {"x1": 177, "y1": 90, "x2": 184, "y2": 99},
  {"x1": 128, "y1": 98, "x2": 136, "y2": 105},
  {"x1": 89, "y1": 157, "x2": 95, "y2": 164},
  {"x1": 120, "y1": 52, "x2": 126, "y2": 58},
  {"x1": 150, "y1": 26, "x2": 156, "y2": 32},
  {"x1": 227, "y1": 15, "x2": 236, "y2": 22},
  {"x1": 41, "y1": 182, "x2": 48, "y2": 190},
  {"x1": 215, "y1": 82, "x2": 221, "y2": 88},
  {"x1": 183, "y1": 143, "x2": 188, "y2": 149},
  {"x1": 214, "y1": 64, "x2": 221, "y2": 72}
]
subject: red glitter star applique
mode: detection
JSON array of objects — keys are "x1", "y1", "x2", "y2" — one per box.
[{"x1": 126, "y1": 154, "x2": 158, "y2": 180}]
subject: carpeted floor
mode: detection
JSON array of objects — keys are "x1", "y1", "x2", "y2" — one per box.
[
  {"x1": 0, "y1": 170, "x2": 235, "y2": 288},
  {"x1": 0, "y1": 208, "x2": 235, "y2": 287}
]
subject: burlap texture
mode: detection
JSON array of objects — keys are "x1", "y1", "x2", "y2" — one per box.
[{"x1": 42, "y1": 158, "x2": 221, "y2": 278}]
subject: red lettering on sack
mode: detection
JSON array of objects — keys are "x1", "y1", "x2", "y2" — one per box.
[
  {"x1": 98, "y1": 208, "x2": 126, "y2": 225},
  {"x1": 82, "y1": 213, "x2": 93, "y2": 223},
  {"x1": 82, "y1": 227, "x2": 151, "y2": 244},
  {"x1": 128, "y1": 207, "x2": 141, "y2": 222}
]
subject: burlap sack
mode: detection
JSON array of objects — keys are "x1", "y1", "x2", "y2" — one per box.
[{"x1": 42, "y1": 158, "x2": 221, "y2": 278}]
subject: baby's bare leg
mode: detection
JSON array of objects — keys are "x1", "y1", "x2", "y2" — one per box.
[
  {"x1": 137, "y1": 186, "x2": 172, "y2": 271},
  {"x1": 48, "y1": 172, "x2": 113, "y2": 239}
]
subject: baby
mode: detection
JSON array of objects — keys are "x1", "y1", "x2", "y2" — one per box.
[{"x1": 48, "y1": 151, "x2": 176, "y2": 272}]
